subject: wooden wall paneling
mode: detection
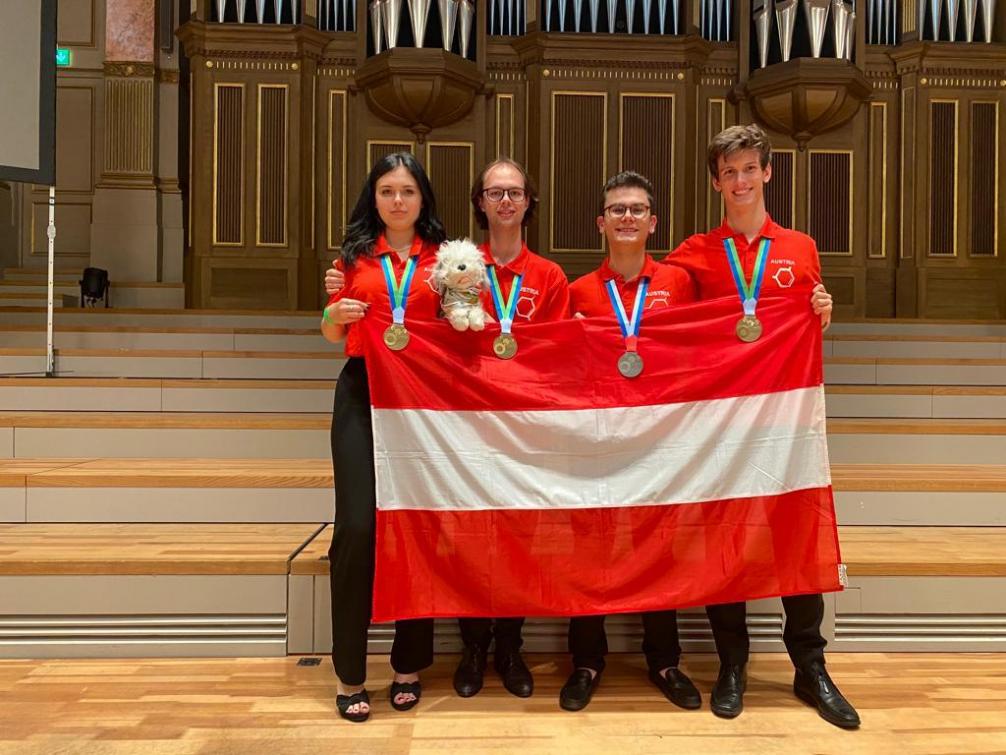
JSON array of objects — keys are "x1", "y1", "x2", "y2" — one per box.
[
  {"x1": 256, "y1": 84, "x2": 288, "y2": 247},
  {"x1": 619, "y1": 93, "x2": 674, "y2": 250},
  {"x1": 928, "y1": 100, "x2": 958, "y2": 257},
  {"x1": 326, "y1": 90, "x2": 347, "y2": 252},
  {"x1": 705, "y1": 97, "x2": 726, "y2": 232},
  {"x1": 969, "y1": 101, "x2": 998, "y2": 257},
  {"x1": 900, "y1": 86, "x2": 917, "y2": 260},
  {"x1": 426, "y1": 142, "x2": 475, "y2": 239},
  {"x1": 809, "y1": 150, "x2": 853, "y2": 255},
  {"x1": 868, "y1": 102, "x2": 888, "y2": 259},
  {"x1": 57, "y1": 0, "x2": 96, "y2": 47},
  {"x1": 765, "y1": 149, "x2": 795, "y2": 230},
  {"x1": 103, "y1": 76, "x2": 155, "y2": 177},
  {"x1": 212, "y1": 83, "x2": 245, "y2": 247},
  {"x1": 367, "y1": 141, "x2": 415, "y2": 171},
  {"x1": 549, "y1": 91, "x2": 606, "y2": 253},
  {"x1": 26, "y1": 83, "x2": 96, "y2": 263},
  {"x1": 495, "y1": 93, "x2": 515, "y2": 159}
]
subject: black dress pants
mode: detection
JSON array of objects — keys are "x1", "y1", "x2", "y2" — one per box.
[
  {"x1": 568, "y1": 610, "x2": 684, "y2": 673},
  {"x1": 458, "y1": 617, "x2": 525, "y2": 656},
  {"x1": 329, "y1": 358, "x2": 434, "y2": 686},
  {"x1": 705, "y1": 593, "x2": 826, "y2": 669}
]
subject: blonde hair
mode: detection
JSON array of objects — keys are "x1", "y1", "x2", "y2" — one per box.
[{"x1": 707, "y1": 124, "x2": 772, "y2": 178}]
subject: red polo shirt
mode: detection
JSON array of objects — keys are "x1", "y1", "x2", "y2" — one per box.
[
  {"x1": 569, "y1": 254, "x2": 696, "y2": 318},
  {"x1": 661, "y1": 214, "x2": 821, "y2": 301},
  {"x1": 479, "y1": 242, "x2": 570, "y2": 324},
  {"x1": 327, "y1": 235, "x2": 441, "y2": 357}
]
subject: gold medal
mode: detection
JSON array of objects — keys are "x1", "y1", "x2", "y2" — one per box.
[
  {"x1": 493, "y1": 333, "x2": 517, "y2": 360},
  {"x1": 617, "y1": 351, "x2": 644, "y2": 379},
  {"x1": 383, "y1": 323, "x2": 410, "y2": 351},
  {"x1": 736, "y1": 315, "x2": 762, "y2": 343}
]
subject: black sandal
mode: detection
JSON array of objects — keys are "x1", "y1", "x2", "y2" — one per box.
[
  {"x1": 336, "y1": 689, "x2": 371, "y2": 723},
  {"x1": 390, "y1": 680, "x2": 422, "y2": 712}
]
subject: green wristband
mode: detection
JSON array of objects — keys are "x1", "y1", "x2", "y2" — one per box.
[{"x1": 322, "y1": 306, "x2": 334, "y2": 325}]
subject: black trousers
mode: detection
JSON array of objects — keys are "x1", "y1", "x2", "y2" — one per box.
[
  {"x1": 568, "y1": 610, "x2": 685, "y2": 673},
  {"x1": 328, "y1": 358, "x2": 434, "y2": 686},
  {"x1": 458, "y1": 617, "x2": 525, "y2": 656},
  {"x1": 706, "y1": 593, "x2": 826, "y2": 669}
]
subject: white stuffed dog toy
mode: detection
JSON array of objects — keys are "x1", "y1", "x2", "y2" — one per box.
[{"x1": 433, "y1": 239, "x2": 489, "y2": 331}]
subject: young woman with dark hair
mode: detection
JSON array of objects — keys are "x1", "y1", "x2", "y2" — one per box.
[{"x1": 320, "y1": 152, "x2": 446, "y2": 723}]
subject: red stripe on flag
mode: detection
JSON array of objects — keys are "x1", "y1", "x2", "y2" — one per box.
[
  {"x1": 362, "y1": 289, "x2": 822, "y2": 412},
  {"x1": 372, "y1": 488, "x2": 842, "y2": 621}
]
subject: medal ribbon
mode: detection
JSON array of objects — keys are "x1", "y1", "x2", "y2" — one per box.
[
  {"x1": 723, "y1": 237, "x2": 772, "y2": 317},
  {"x1": 380, "y1": 254, "x2": 418, "y2": 325},
  {"x1": 606, "y1": 277, "x2": 649, "y2": 351},
  {"x1": 487, "y1": 265, "x2": 523, "y2": 335}
]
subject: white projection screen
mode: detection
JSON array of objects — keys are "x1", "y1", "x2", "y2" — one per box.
[{"x1": 0, "y1": 0, "x2": 56, "y2": 184}]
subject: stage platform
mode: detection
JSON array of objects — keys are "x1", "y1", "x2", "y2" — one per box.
[{"x1": 1, "y1": 653, "x2": 1003, "y2": 753}]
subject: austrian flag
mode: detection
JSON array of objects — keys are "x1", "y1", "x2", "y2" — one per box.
[{"x1": 362, "y1": 290, "x2": 842, "y2": 622}]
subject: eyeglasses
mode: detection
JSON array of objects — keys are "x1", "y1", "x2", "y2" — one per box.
[
  {"x1": 604, "y1": 203, "x2": 650, "y2": 219},
  {"x1": 482, "y1": 187, "x2": 527, "y2": 202}
]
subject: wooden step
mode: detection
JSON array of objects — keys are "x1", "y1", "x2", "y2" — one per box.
[
  {"x1": 0, "y1": 306, "x2": 318, "y2": 329},
  {"x1": 0, "y1": 412, "x2": 330, "y2": 459},
  {"x1": 0, "y1": 377, "x2": 335, "y2": 413},
  {"x1": 0, "y1": 324, "x2": 328, "y2": 352},
  {"x1": 824, "y1": 334, "x2": 1006, "y2": 360},
  {"x1": 829, "y1": 319, "x2": 1006, "y2": 338},
  {"x1": 0, "y1": 523, "x2": 325, "y2": 575},
  {"x1": 288, "y1": 524, "x2": 1006, "y2": 578},
  {"x1": 840, "y1": 526, "x2": 1006, "y2": 577},
  {"x1": 825, "y1": 356, "x2": 1006, "y2": 386},
  {"x1": 0, "y1": 348, "x2": 343, "y2": 380}
]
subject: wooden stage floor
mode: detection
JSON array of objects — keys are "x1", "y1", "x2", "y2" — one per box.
[{"x1": 1, "y1": 653, "x2": 1004, "y2": 755}]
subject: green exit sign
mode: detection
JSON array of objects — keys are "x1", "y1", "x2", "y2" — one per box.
[{"x1": 55, "y1": 48, "x2": 72, "y2": 67}]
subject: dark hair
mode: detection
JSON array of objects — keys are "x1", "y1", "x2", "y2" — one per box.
[
  {"x1": 707, "y1": 124, "x2": 772, "y2": 178},
  {"x1": 470, "y1": 158, "x2": 539, "y2": 231},
  {"x1": 599, "y1": 171, "x2": 655, "y2": 213},
  {"x1": 341, "y1": 152, "x2": 447, "y2": 266}
]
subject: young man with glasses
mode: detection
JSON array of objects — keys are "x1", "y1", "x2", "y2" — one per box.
[
  {"x1": 660, "y1": 124, "x2": 859, "y2": 730},
  {"x1": 451, "y1": 158, "x2": 570, "y2": 700},
  {"x1": 324, "y1": 158, "x2": 569, "y2": 700},
  {"x1": 559, "y1": 171, "x2": 706, "y2": 713}
]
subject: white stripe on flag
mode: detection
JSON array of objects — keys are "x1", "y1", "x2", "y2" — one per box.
[{"x1": 373, "y1": 385, "x2": 830, "y2": 511}]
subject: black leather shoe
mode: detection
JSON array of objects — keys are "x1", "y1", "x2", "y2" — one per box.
[
  {"x1": 793, "y1": 663, "x2": 861, "y2": 729},
  {"x1": 649, "y1": 667, "x2": 701, "y2": 710},
  {"x1": 453, "y1": 645, "x2": 487, "y2": 698},
  {"x1": 559, "y1": 668, "x2": 601, "y2": 711},
  {"x1": 710, "y1": 664, "x2": 746, "y2": 719},
  {"x1": 494, "y1": 650, "x2": 534, "y2": 698}
]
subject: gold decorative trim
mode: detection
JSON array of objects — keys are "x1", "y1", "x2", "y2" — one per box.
[
  {"x1": 495, "y1": 94, "x2": 515, "y2": 159},
  {"x1": 425, "y1": 142, "x2": 476, "y2": 239},
  {"x1": 104, "y1": 61, "x2": 155, "y2": 78},
  {"x1": 327, "y1": 90, "x2": 348, "y2": 251},
  {"x1": 212, "y1": 82, "x2": 245, "y2": 248},
  {"x1": 549, "y1": 90, "x2": 607, "y2": 254},
  {"x1": 542, "y1": 68, "x2": 689, "y2": 82},
  {"x1": 206, "y1": 60, "x2": 302, "y2": 72},
  {"x1": 920, "y1": 76, "x2": 1006, "y2": 89},
  {"x1": 808, "y1": 149, "x2": 854, "y2": 256},
  {"x1": 618, "y1": 92, "x2": 675, "y2": 245},
  {"x1": 256, "y1": 83, "x2": 290, "y2": 248},
  {"x1": 869, "y1": 102, "x2": 888, "y2": 259},
  {"x1": 928, "y1": 99, "x2": 959, "y2": 257}
]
